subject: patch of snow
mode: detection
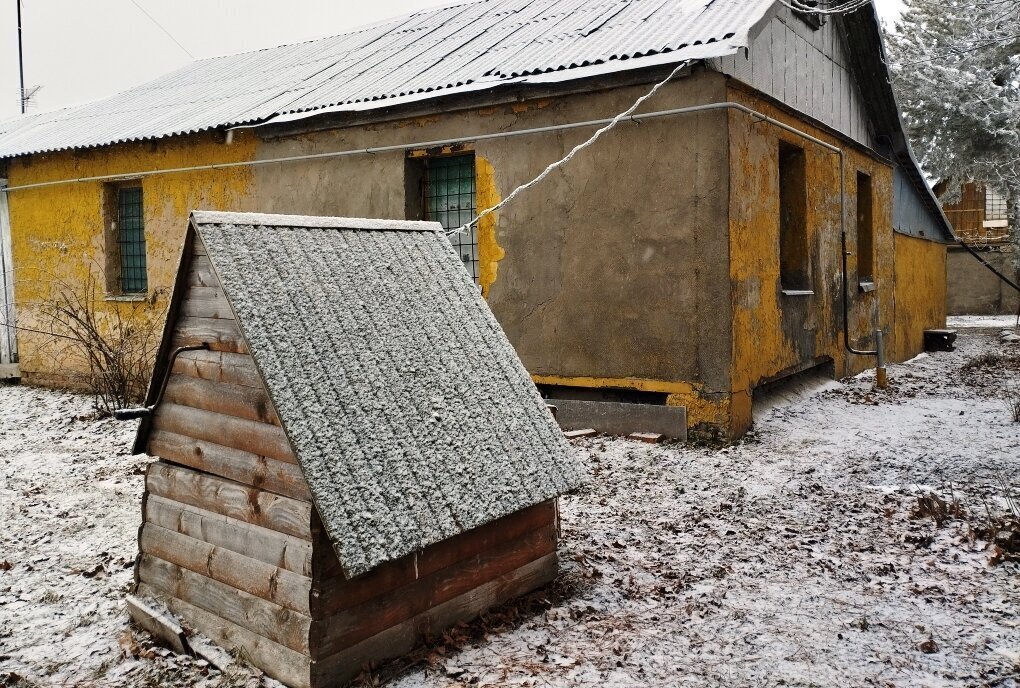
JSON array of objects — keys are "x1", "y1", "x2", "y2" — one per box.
[{"x1": 947, "y1": 315, "x2": 1018, "y2": 329}]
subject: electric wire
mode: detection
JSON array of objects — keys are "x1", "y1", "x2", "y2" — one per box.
[{"x1": 128, "y1": 0, "x2": 196, "y2": 60}]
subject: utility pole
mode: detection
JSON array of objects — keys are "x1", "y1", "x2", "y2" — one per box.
[{"x1": 17, "y1": 0, "x2": 25, "y2": 114}]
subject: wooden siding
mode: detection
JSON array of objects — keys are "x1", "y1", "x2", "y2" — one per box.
[
  {"x1": 710, "y1": 7, "x2": 874, "y2": 147},
  {"x1": 135, "y1": 232, "x2": 561, "y2": 687}
]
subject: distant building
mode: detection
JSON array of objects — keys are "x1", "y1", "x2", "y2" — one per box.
[
  {"x1": 0, "y1": 0, "x2": 953, "y2": 439},
  {"x1": 938, "y1": 182, "x2": 1018, "y2": 315}
]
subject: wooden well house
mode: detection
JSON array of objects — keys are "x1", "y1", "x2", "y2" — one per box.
[{"x1": 127, "y1": 211, "x2": 584, "y2": 687}]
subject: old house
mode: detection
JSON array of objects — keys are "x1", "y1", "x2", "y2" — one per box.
[
  {"x1": 0, "y1": 0, "x2": 953, "y2": 439},
  {"x1": 938, "y1": 182, "x2": 1018, "y2": 315},
  {"x1": 129, "y1": 210, "x2": 583, "y2": 687}
]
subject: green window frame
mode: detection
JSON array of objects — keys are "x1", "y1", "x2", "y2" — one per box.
[
  {"x1": 117, "y1": 187, "x2": 147, "y2": 294},
  {"x1": 424, "y1": 154, "x2": 478, "y2": 282}
]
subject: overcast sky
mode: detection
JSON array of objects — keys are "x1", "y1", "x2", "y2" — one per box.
[{"x1": 0, "y1": 0, "x2": 908, "y2": 121}]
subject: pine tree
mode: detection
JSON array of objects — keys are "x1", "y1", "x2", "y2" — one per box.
[{"x1": 887, "y1": 0, "x2": 1020, "y2": 259}]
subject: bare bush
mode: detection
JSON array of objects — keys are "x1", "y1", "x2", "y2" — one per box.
[
  {"x1": 1006, "y1": 389, "x2": 1020, "y2": 424},
  {"x1": 39, "y1": 276, "x2": 165, "y2": 415}
]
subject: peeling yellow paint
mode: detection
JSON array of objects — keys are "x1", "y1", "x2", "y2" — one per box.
[
  {"x1": 6, "y1": 131, "x2": 256, "y2": 385},
  {"x1": 475, "y1": 155, "x2": 504, "y2": 299},
  {"x1": 893, "y1": 233, "x2": 947, "y2": 361},
  {"x1": 531, "y1": 373, "x2": 702, "y2": 396}
]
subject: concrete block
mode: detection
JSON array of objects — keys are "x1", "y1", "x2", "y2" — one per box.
[
  {"x1": 628, "y1": 432, "x2": 664, "y2": 444},
  {"x1": 564, "y1": 429, "x2": 597, "y2": 440},
  {"x1": 550, "y1": 400, "x2": 687, "y2": 440},
  {"x1": 0, "y1": 364, "x2": 19, "y2": 380}
]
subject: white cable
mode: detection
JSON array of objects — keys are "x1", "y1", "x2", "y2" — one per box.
[
  {"x1": 775, "y1": 0, "x2": 874, "y2": 15},
  {"x1": 447, "y1": 60, "x2": 691, "y2": 236}
]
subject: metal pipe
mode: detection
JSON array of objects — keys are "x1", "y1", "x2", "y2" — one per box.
[
  {"x1": 875, "y1": 329, "x2": 888, "y2": 388},
  {"x1": 0, "y1": 100, "x2": 877, "y2": 358},
  {"x1": 113, "y1": 343, "x2": 208, "y2": 420},
  {"x1": 16, "y1": 0, "x2": 25, "y2": 115}
]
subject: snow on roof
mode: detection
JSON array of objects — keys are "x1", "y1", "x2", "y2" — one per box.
[
  {"x1": 172, "y1": 211, "x2": 584, "y2": 577},
  {"x1": 0, "y1": 0, "x2": 774, "y2": 158}
]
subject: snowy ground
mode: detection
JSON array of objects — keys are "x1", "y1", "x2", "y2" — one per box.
[{"x1": 1, "y1": 327, "x2": 1019, "y2": 687}]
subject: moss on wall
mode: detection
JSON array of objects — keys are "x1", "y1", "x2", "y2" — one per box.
[
  {"x1": 6, "y1": 131, "x2": 255, "y2": 386},
  {"x1": 893, "y1": 233, "x2": 948, "y2": 361}
]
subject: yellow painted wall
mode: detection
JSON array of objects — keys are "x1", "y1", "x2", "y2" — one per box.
[
  {"x1": 727, "y1": 86, "x2": 897, "y2": 437},
  {"x1": 5, "y1": 132, "x2": 255, "y2": 387},
  {"x1": 893, "y1": 233, "x2": 948, "y2": 362}
]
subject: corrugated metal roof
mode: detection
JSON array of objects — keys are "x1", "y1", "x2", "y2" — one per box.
[{"x1": 0, "y1": 0, "x2": 775, "y2": 158}]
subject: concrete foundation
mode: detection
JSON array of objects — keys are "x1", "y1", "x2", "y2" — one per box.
[{"x1": 549, "y1": 399, "x2": 687, "y2": 440}]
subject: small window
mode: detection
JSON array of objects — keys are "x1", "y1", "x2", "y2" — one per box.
[
  {"x1": 778, "y1": 142, "x2": 810, "y2": 292},
  {"x1": 856, "y1": 172, "x2": 874, "y2": 284},
  {"x1": 411, "y1": 153, "x2": 478, "y2": 282},
  {"x1": 105, "y1": 185, "x2": 148, "y2": 295}
]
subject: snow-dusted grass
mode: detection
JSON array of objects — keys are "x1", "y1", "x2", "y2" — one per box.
[{"x1": 2, "y1": 329, "x2": 1019, "y2": 687}]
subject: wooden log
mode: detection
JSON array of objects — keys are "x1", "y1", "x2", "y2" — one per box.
[
  {"x1": 147, "y1": 430, "x2": 309, "y2": 501},
  {"x1": 125, "y1": 593, "x2": 189, "y2": 655},
  {"x1": 152, "y1": 403, "x2": 294, "y2": 464},
  {"x1": 162, "y1": 374, "x2": 281, "y2": 426},
  {"x1": 172, "y1": 317, "x2": 248, "y2": 354},
  {"x1": 187, "y1": 255, "x2": 218, "y2": 288},
  {"x1": 144, "y1": 495, "x2": 312, "y2": 576},
  {"x1": 311, "y1": 524, "x2": 556, "y2": 656},
  {"x1": 145, "y1": 462, "x2": 312, "y2": 539},
  {"x1": 138, "y1": 554, "x2": 312, "y2": 654},
  {"x1": 172, "y1": 349, "x2": 262, "y2": 388},
  {"x1": 313, "y1": 500, "x2": 556, "y2": 585},
  {"x1": 309, "y1": 553, "x2": 559, "y2": 687},
  {"x1": 136, "y1": 583, "x2": 312, "y2": 688},
  {"x1": 179, "y1": 286, "x2": 234, "y2": 320},
  {"x1": 140, "y1": 524, "x2": 311, "y2": 614}
]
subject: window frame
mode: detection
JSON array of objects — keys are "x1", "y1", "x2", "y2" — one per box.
[
  {"x1": 855, "y1": 171, "x2": 875, "y2": 288},
  {"x1": 777, "y1": 141, "x2": 812, "y2": 295},
  {"x1": 408, "y1": 151, "x2": 479, "y2": 283},
  {"x1": 103, "y1": 181, "x2": 149, "y2": 297}
]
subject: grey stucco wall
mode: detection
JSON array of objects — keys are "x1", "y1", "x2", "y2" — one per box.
[
  {"x1": 947, "y1": 245, "x2": 1019, "y2": 315},
  {"x1": 251, "y1": 70, "x2": 733, "y2": 393}
]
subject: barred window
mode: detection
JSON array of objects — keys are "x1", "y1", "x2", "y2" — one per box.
[
  {"x1": 424, "y1": 154, "x2": 478, "y2": 282},
  {"x1": 116, "y1": 187, "x2": 147, "y2": 294}
]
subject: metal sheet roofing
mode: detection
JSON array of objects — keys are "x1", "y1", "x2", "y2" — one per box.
[
  {"x1": 140, "y1": 211, "x2": 584, "y2": 577},
  {"x1": 0, "y1": 0, "x2": 775, "y2": 158}
]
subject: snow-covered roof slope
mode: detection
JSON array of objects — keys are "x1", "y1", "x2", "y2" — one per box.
[
  {"x1": 0, "y1": 0, "x2": 774, "y2": 158},
  {"x1": 152, "y1": 211, "x2": 584, "y2": 577}
]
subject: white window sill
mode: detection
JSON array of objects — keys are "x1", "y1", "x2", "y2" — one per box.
[
  {"x1": 858, "y1": 281, "x2": 877, "y2": 293},
  {"x1": 105, "y1": 294, "x2": 148, "y2": 302},
  {"x1": 781, "y1": 289, "x2": 814, "y2": 296}
]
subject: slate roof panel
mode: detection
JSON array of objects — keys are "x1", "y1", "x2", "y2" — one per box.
[
  {"x1": 0, "y1": 0, "x2": 773, "y2": 157},
  {"x1": 189, "y1": 211, "x2": 584, "y2": 577}
]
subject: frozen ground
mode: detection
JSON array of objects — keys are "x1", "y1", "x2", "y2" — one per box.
[{"x1": 1, "y1": 328, "x2": 1019, "y2": 687}]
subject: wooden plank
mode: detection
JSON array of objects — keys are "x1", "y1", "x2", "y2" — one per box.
[
  {"x1": 146, "y1": 462, "x2": 312, "y2": 539},
  {"x1": 152, "y1": 403, "x2": 295, "y2": 464},
  {"x1": 144, "y1": 495, "x2": 313, "y2": 576},
  {"x1": 125, "y1": 593, "x2": 189, "y2": 655},
  {"x1": 140, "y1": 524, "x2": 312, "y2": 614},
  {"x1": 148, "y1": 430, "x2": 309, "y2": 500},
  {"x1": 311, "y1": 524, "x2": 556, "y2": 657},
  {"x1": 187, "y1": 255, "x2": 218, "y2": 288},
  {"x1": 310, "y1": 553, "x2": 559, "y2": 687},
  {"x1": 138, "y1": 554, "x2": 312, "y2": 654},
  {"x1": 136, "y1": 583, "x2": 311, "y2": 688},
  {"x1": 173, "y1": 317, "x2": 248, "y2": 354},
  {"x1": 179, "y1": 286, "x2": 234, "y2": 320},
  {"x1": 172, "y1": 349, "x2": 262, "y2": 388},
  {"x1": 162, "y1": 374, "x2": 281, "y2": 426},
  {"x1": 313, "y1": 500, "x2": 557, "y2": 585}
]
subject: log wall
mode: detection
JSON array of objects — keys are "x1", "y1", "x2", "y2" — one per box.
[{"x1": 134, "y1": 233, "x2": 560, "y2": 688}]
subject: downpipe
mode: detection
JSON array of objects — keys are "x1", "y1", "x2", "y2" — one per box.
[{"x1": 113, "y1": 343, "x2": 209, "y2": 420}]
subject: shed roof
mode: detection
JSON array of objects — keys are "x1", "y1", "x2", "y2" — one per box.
[
  {"x1": 0, "y1": 0, "x2": 773, "y2": 157},
  {"x1": 140, "y1": 211, "x2": 583, "y2": 578}
]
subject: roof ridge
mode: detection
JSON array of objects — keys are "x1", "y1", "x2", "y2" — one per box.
[{"x1": 190, "y1": 211, "x2": 443, "y2": 232}]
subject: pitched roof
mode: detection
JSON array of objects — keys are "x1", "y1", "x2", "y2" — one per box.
[
  {"x1": 143, "y1": 211, "x2": 584, "y2": 577},
  {"x1": 0, "y1": 0, "x2": 773, "y2": 157}
]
